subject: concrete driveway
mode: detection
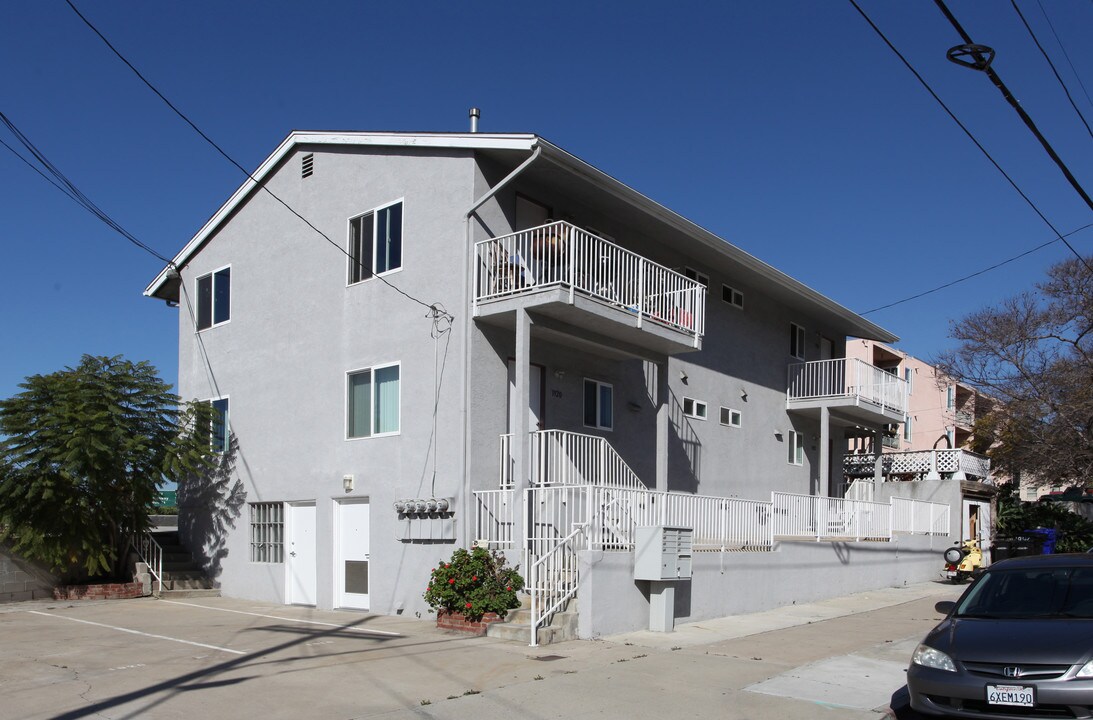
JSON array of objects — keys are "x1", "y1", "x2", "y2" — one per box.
[{"x1": 0, "y1": 581, "x2": 961, "y2": 719}]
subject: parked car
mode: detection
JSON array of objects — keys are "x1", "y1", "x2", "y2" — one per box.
[
  {"x1": 1040, "y1": 487, "x2": 1093, "y2": 503},
  {"x1": 907, "y1": 554, "x2": 1093, "y2": 718}
]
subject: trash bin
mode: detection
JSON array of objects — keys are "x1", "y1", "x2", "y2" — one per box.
[
  {"x1": 1010, "y1": 534, "x2": 1044, "y2": 557},
  {"x1": 1025, "y1": 528, "x2": 1058, "y2": 555},
  {"x1": 991, "y1": 539, "x2": 1013, "y2": 562}
]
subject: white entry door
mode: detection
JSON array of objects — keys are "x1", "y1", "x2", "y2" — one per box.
[
  {"x1": 336, "y1": 499, "x2": 370, "y2": 609},
  {"x1": 287, "y1": 502, "x2": 317, "y2": 606}
]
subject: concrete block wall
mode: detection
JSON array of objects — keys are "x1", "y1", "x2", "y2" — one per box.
[{"x1": 0, "y1": 547, "x2": 56, "y2": 603}]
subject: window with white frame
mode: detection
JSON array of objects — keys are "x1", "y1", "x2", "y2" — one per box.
[
  {"x1": 722, "y1": 284, "x2": 744, "y2": 309},
  {"x1": 787, "y1": 430, "x2": 804, "y2": 465},
  {"x1": 684, "y1": 267, "x2": 709, "y2": 287},
  {"x1": 583, "y1": 379, "x2": 613, "y2": 430},
  {"x1": 904, "y1": 367, "x2": 913, "y2": 395},
  {"x1": 347, "y1": 363, "x2": 401, "y2": 438},
  {"x1": 946, "y1": 385, "x2": 955, "y2": 410},
  {"x1": 720, "y1": 407, "x2": 742, "y2": 427},
  {"x1": 250, "y1": 502, "x2": 283, "y2": 563},
  {"x1": 682, "y1": 397, "x2": 707, "y2": 420},
  {"x1": 196, "y1": 266, "x2": 230, "y2": 331},
  {"x1": 200, "y1": 397, "x2": 230, "y2": 453},
  {"x1": 903, "y1": 414, "x2": 913, "y2": 441},
  {"x1": 348, "y1": 201, "x2": 403, "y2": 284},
  {"x1": 946, "y1": 427, "x2": 956, "y2": 448},
  {"x1": 790, "y1": 322, "x2": 806, "y2": 360}
]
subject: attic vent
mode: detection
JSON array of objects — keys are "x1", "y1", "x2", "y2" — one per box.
[{"x1": 301, "y1": 153, "x2": 314, "y2": 179}]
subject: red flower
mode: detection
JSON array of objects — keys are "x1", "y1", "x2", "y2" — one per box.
[
  {"x1": 449, "y1": 578, "x2": 455, "y2": 584},
  {"x1": 506, "y1": 586, "x2": 512, "y2": 591},
  {"x1": 465, "y1": 602, "x2": 472, "y2": 609},
  {"x1": 445, "y1": 564, "x2": 451, "y2": 568},
  {"x1": 472, "y1": 576, "x2": 478, "y2": 581},
  {"x1": 427, "y1": 586, "x2": 431, "y2": 591}
]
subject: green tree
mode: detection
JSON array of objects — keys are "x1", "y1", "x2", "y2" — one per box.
[
  {"x1": 935, "y1": 255, "x2": 1093, "y2": 488},
  {"x1": 0, "y1": 355, "x2": 215, "y2": 578}
]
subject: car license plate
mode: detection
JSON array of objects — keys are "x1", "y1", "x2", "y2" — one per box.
[
  {"x1": 987, "y1": 684, "x2": 1034, "y2": 707},
  {"x1": 946, "y1": 571, "x2": 957, "y2": 578}
]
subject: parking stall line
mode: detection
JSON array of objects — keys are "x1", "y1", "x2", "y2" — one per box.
[
  {"x1": 159, "y1": 600, "x2": 403, "y2": 637},
  {"x1": 26, "y1": 610, "x2": 246, "y2": 655}
]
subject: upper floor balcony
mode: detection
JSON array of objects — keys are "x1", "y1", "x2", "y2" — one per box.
[
  {"x1": 473, "y1": 222, "x2": 706, "y2": 357},
  {"x1": 845, "y1": 448, "x2": 991, "y2": 483},
  {"x1": 787, "y1": 358, "x2": 907, "y2": 426}
]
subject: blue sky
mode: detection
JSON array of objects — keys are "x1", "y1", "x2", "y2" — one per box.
[{"x1": 2, "y1": 1, "x2": 1091, "y2": 400}]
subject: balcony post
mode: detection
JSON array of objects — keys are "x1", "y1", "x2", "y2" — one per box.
[
  {"x1": 873, "y1": 429, "x2": 884, "y2": 483},
  {"x1": 655, "y1": 360, "x2": 669, "y2": 492},
  {"x1": 513, "y1": 308, "x2": 532, "y2": 556},
  {"x1": 818, "y1": 406, "x2": 830, "y2": 496},
  {"x1": 926, "y1": 449, "x2": 941, "y2": 481}
]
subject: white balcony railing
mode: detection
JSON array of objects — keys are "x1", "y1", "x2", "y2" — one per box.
[
  {"x1": 499, "y1": 430, "x2": 648, "y2": 491},
  {"x1": 844, "y1": 448, "x2": 991, "y2": 481},
  {"x1": 474, "y1": 221, "x2": 706, "y2": 342},
  {"x1": 771, "y1": 492, "x2": 891, "y2": 541},
  {"x1": 891, "y1": 497, "x2": 950, "y2": 535},
  {"x1": 787, "y1": 358, "x2": 907, "y2": 415}
]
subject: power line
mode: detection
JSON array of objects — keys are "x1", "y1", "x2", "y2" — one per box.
[
  {"x1": 847, "y1": 0, "x2": 1093, "y2": 278},
  {"x1": 0, "y1": 109, "x2": 172, "y2": 265},
  {"x1": 1036, "y1": 0, "x2": 1093, "y2": 115},
  {"x1": 64, "y1": 0, "x2": 451, "y2": 323},
  {"x1": 1010, "y1": 0, "x2": 1092, "y2": 140},
  {"x1": 933, "y1": 0, "x2": 1093, "y2": 212},
  {"x1": 861, "y1": 223, "x2": 1093, "y2": 315}
]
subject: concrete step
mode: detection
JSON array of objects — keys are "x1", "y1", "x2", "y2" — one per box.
[
  {"x1": 158, "y1": 588, "x2": 220, "y2": 599},
  {"x1": 486, "y1": 597, "x2": 577, "y2": 645},
  {"x1": 162, "y1": 577, "x2": 214, "y2": 591}
]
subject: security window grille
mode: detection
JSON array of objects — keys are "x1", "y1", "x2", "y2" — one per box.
[
  {"x1": 720, "y1": 407, "x2": 742, "y2": 427},
  {"x1": 788, "y1": 430, "x2": 804, "y2": 465},
  {"x1": 722, "y1": 284, "x2": 744, "y2": 309},
  {"x1": 347, "y1": 364, "x2": 400, "y2": 438},
  {"x1": 790, "y1": 323, "x2": 806, "y2": 360},
  {"x1": 583, "y1": 379, "x2": 613, "y2": 430},
  {"x1": 250, "y1": 503, "x2": 284, "y2": 563},
  {"x1": 196, "y1": 266, "x2": 231, "y2": 330},
  {"x1": 349, "y1": 201, "x2": 403, "y2": 284},
  {"x1": 683, "y1": 397, "x2": 707, "y2": 420}
]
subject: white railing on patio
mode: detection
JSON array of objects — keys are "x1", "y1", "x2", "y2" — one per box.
[
  {"x1": 131, "y1": 531, "x2": 164, "y2": 595},
  {"x1": 771, "y1": 492, "x2": 891, "y2": 541},
  {"x1": 843, "y1": 479, "x2": 875, "y2": 502},
  {"x1": 891, "y1": 497, "x2": 950, "y2": 535},
  {"x1": 844, "y1": 448, "x2": 991, "y2": 481},
  {"x1": 787, "y1": 358, "x2": 907, "y2": 415},
  {"x1": 499, "y1": 430, "x2": 648, "y2": 491},
  {"x1": 474, "y1": 221, "x2": 706, "y2": 342},
  {"x1": 473, "y1": 489, "x2": 516, "y2": 550}
]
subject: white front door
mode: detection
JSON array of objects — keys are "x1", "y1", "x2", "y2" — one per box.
[
  {"x1": 287, "y1": 502, "x2": 317, "y2": 606},
  {"x1": 336, "y1": 499, "x2": 370, "y2": 609}
]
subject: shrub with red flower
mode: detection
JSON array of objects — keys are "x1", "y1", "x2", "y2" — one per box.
[{"x1": 422, "y1": 547, "x2": 524, "y2": 622}]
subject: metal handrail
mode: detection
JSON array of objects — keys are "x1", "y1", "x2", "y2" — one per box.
[{"x1": 131, "y1": 531, "x2": 164, "y2": 595}]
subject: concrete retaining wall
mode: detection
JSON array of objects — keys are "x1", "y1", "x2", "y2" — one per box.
[
  {"x1": 1, "y1": 546, "x2": 57, "y2": 603},
  {"x1": 577, "y1": 533, "x2": 953, "y2": 638}
]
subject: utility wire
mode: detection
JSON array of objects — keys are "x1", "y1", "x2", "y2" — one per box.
[
  {"x1": 64, "y1": 0, "x2": 452, "y2": 323},
  {"x1": 1036, "y1": 0, "x2": 1093, "y2": 115},
  {"x1": 933, "y1": 0, "x2": 1093, "y2": 212},
  {"x1": 1010, "y1": 0, "x2": 1093, "y2": 140},
  {"x1": 861, "y1": 223, "x2": 1093, "y2": 315},
  {"x1": 0, "y1": 109, "x2": 172, "y2": 264},
  {"x1": 847, "y1": 0, "x2": 1093, "y2": 278}
]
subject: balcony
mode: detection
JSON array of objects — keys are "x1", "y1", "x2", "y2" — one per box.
[
  {"x1": 474, "y1": 222, "x2": 706, "y2": 357},
  {"x1": 845, "y1": 448, "x2": 991, "y2": 482},
  {"x1": 787, "y1": 358, "x2": 907, "y2": 426}
]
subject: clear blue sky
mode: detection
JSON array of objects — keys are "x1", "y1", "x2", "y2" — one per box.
[{"x1": 2, "y1": 1, "x2": 1091, "y2": 400}]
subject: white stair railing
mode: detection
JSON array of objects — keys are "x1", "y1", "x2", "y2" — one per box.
[
  {"x1": 131, "y1": 531, "x2": 164, "y2": 595},
  {"x1": 500, "y1": 430, "x2": 647, "y2": 491}
]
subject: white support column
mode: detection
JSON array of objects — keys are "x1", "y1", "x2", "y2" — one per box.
[
  {"x1": 819, "y1": 406, "x2": 830, "y2": 496},
  {"x1": 873, "y1": 429, "x2": 884, "y2": 483},
  {"x1": 656, "y1": 360, "x2": 669, "y2": 493},
  {"x1": 513, "y1": 309, "x2": 531, "y2": 554},
  {"x1": 926, "y1": 449, "x2": 942, "y2": 481}
]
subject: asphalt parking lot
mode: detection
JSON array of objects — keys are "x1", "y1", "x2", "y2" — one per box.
[{"x1": 0, "y1": 581, "x2": 962, "y2": 720}]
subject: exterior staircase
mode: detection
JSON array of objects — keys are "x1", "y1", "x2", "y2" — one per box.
[
  {"x1": 150, "y1": 530, "x2": 219, "y2": 599},
  {"x1": 487, "y1": 595, "x2": 578, "y2": 645}
]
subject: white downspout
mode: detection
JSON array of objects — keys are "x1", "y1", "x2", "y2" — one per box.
[{"x1": 459, "y1": 144, "x2": 542, "y2": 548}]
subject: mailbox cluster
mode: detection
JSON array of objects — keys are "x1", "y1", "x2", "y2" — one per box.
[{"x1": 634, "y1": 526, "x2": 694, "y2": 581}]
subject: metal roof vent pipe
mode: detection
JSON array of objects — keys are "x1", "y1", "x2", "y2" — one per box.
[{"x1": 469, "y1": 107, "x2": 480, "y2": 133}]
